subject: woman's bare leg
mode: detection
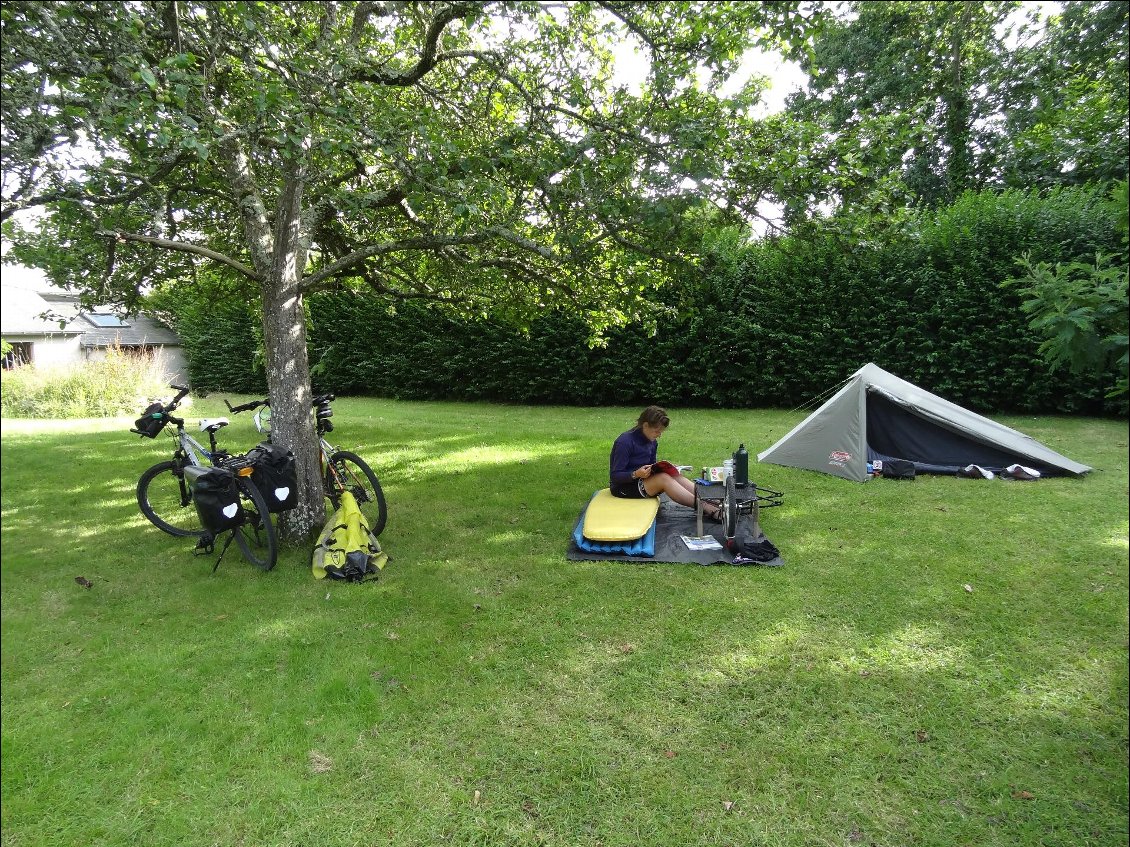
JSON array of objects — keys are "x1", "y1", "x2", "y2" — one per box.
[
  {"x1": 642, "y1": 474, "x2": 721, "y2": 516},
  {"x1": 672, "y1": 476, "x2": 696, "y2": 497}
]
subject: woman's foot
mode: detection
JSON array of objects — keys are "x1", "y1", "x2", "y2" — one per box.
[{"x1": 703, "y1": 504, "x2": 724, "y2": 522}]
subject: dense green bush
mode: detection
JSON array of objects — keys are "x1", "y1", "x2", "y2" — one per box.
[
  {"x1": 0, "y1": 345, "x2": 171, "y2": 419},
  {"x1": 158, "y1": 289, "x2": 266, "y2": 395},
  {"x1": 180, "y1": 186, "x2": 1128, "y2": 415}
]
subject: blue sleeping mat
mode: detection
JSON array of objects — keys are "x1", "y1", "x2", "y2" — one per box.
[{"x1": 571, "y1": 510, "x2": 657, "y2": 557}]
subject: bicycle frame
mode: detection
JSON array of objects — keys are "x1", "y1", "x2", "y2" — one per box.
[
  {"x1": 318, "y1": 434, "x2": 341, "y2": 479},
  {"x1": 174, "y1": 429, "x2": 216, "y2": 468},
  {"x1": 164, "y1": 422, "x2": 233, "y2": 506}
]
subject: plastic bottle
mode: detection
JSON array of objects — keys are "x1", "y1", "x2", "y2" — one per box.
[
  {"x1": 722, "y1": 458, "x2": 734, "y2": 480},
  {"x1": 733, "y1": 443, "x2": 749, "y2": 486}
]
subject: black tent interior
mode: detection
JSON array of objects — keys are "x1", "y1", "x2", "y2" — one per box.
[{"x1": 866, "y1": 391, "x2": 1059, "y2": 475}]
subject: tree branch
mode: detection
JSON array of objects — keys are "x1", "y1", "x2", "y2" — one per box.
[
  {"x1": 301, "y1": 232, "x2": 493, "y2": 291},
  {"x1": 1, "y1": 152, "x2": 191, "y2": 222},
  {"x1": 95, "y1": 229, "x2": 260, "y2": 280},
  {"x1": 349, "y1": 2, "x2": 482, "y2": 86}
]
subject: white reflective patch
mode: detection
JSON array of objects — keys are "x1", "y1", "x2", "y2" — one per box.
[
  {"x1": 222, "y1": 503, "x2": 239, "y2": 519},
  {"x1": 274, "y1": 487, "x2": 290, "y2": 501}
]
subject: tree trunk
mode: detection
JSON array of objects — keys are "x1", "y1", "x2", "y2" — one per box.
[
  {"x1": 260, "y1": 169, "x2": 325, "y2": 542},
  {"x1": 943, "y1": 3, "x2": 974, "y2": 200},
  {"x1": 218, "y1": 137, "x2": 324, "y2": 542},
  {"x1": 260, "y1": 274, "x2": 324, "y2": 542}
]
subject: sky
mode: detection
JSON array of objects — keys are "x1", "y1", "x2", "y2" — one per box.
[
  {"x1": 0, "y1": 249, "x2": 48, "y2": 291},
  {"x1": 610, "y1": 40, "x2": 807, "y2": 116}
]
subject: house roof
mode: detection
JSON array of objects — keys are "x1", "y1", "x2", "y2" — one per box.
[
  {"x1": 79, "y1": 312, "x2": 180, "y2": 347},
  {"x1": 1, "y1": 283, "x2": 180, "y2": 345},
  {"x1": 0, "y1": 284, "x2": 84, "y2": 335}
]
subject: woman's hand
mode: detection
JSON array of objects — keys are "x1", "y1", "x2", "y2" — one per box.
[{"x1": 633, "y1": 464, "x2": 653, "y2": 479}]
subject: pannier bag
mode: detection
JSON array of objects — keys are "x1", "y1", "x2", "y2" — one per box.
[
  {"x1": 183, "y1": 465, "x2": 244, "y2": 534},
  {"x1": 132, "y1": 402, "x2": 169, "y2": 438},
  {"x1": 246, "y1": 441, "x2": 298, "y2": 513},
  {"x1": 881, "y1": 459, "x2": 917, "y2": 480}
]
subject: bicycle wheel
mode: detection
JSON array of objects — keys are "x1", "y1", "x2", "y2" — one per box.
[
  {"x1": 723, "y1": 475, "x2": 738, "y2": 540},
  {"x1": 324, "y1": 449, "x2": 387, "y2": 536},
  {"x1": 137, "y1": 460, "x2": 207, "y2": 538},
  {"x1": 230, "y1": 476, "x2": 278, "y2": 571}
]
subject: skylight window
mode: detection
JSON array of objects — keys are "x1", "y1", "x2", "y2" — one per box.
[{"x1": 85, "y1": 313, "x2": 130, "y2": 327}]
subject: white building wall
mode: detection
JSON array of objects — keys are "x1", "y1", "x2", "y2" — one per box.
[{"x1": 4, "y1": 333, "x2": 83, "y2": 367}]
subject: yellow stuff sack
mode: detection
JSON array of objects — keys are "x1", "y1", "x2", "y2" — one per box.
[{"x1": 312, "y1": 490, "x2": 388, "y2": 581}]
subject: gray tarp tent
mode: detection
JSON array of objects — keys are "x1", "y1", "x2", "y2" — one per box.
[{"x1": 757, "y1": 363, "x2": 1092, "y2": 482}]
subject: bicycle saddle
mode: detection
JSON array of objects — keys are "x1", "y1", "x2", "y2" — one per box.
[{"x1": 198, "y1": 418, "x2": 230, "y2": 432}]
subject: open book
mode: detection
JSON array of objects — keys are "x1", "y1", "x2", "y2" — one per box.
[{"x1": 653, "y1": 460, "x2": 694, "y2": 477}]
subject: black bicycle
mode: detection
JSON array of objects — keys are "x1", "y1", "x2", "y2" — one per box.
[
  {"x1": 225, "y1": 392, "x2": 388, "y2": 536},
  {"x1": 132, "y1": 384, "x2": 278, "y2": 570}
]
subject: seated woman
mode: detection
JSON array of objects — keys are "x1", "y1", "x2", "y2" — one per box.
[{"x1": 609, "y1": 406, "x2": 722, "y2": 521}]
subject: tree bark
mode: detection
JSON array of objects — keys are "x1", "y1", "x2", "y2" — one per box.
[
  {"x1": 217, "y1": 138, "x2": 326, "y2": 541},
  {"x1": 260, "y1": 167, "x2": 325, "y2": 542}
]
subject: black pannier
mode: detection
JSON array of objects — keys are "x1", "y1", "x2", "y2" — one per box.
[
  {"x1": 246, "y1": 441, "x2": 298, "y2": 513},
  {"x1": 184, "y1": 466, "x2": 244, "y2": 534},
  {"x1": 132, "y1": 402, "x2": 169, "y2": 438}
]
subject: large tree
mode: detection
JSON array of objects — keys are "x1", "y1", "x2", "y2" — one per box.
[
  {"x1": 995, "y1": 0, "x2": 1130, "y2": 189},
  {"x1": 776, "y1": 0, "x2": 1129, "y2": 217},
  {"x1": 780, "y1": 0, "x2": 1018, "y2": 210},
  {"x1": 1, "y1": 0, "x2": 817, "y2": 538}
]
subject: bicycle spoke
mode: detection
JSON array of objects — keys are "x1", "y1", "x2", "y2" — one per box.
[{"x1": 137, "y1": 460, "x2": 206, "y2": 538}]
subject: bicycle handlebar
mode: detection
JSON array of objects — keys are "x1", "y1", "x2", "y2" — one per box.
[
  {"x1": 166, "y1": 384, "x2": 190, "y2": 410},
  {"x1": 225, "y1": 394, "x2": 336, "y2": 413},
  {"x1": 225, "y1": 397, "x2": 269, "y2": 414}
]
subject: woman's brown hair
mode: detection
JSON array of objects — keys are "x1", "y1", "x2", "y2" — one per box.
[{"x1": 635, "y1": 406, "x2": 670, "y2": 429}]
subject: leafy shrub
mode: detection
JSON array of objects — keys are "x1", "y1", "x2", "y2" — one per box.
[{"x1": 1, "y1": 344, "x2": 171, "y2": 419}]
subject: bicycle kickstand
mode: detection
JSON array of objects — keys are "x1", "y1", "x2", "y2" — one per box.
[{"x1": 211, "y1": 532, "x2": 237, "y2": 573}]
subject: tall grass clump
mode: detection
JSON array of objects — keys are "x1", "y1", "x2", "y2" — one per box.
[{"x1": 0, "y1": 344, "x2": 171, "y2": 419}]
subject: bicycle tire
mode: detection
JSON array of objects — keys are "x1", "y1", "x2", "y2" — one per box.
[
  {"x1": 324, "y1": 449, "x2": 387, "y2": 537},
  {"x1": 231, "y1": 476, "x2": 278, "y2": 571},
  {"x1": 137, "y1": 460, "x2": 207, "y2": 538},
  {"x1": 723, "y1": 475, "x2": 738, "y2": 540}
]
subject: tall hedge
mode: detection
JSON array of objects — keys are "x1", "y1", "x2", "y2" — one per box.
[
  {"x1": 171, "y1": 295, "x2": 267, "y2": 395},
  {"x1": 180, "y1": 186, "x2": 1127, "y2": 415}
]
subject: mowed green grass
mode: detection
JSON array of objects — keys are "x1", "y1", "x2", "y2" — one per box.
[{"x1": 1, "y1": 398, "x2": 1127, "y2": 847}]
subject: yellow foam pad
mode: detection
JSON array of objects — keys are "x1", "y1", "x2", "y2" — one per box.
[{"x1": 582, "y1": 488, "x2": 660, "y2": 541}]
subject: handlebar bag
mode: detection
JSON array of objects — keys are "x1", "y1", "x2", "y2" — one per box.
[
  {"x1": 133, "y1": 402, "x2": 168, "y2": 438},
  {"x1": 246, "y1": 442, "x2": 298, "y2": 513},
  {"x1": 184, "y1": 466, "x2": 244, "y2": 533}
]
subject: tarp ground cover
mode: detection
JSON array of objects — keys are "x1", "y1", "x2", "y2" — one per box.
[{"x1": 567, "y1": 497, "x2": 783, "y2": 567}]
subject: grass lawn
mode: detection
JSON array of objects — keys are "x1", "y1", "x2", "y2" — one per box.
[{"x1": 2, "y1": 398, "x2": 1127, "y2": 847}]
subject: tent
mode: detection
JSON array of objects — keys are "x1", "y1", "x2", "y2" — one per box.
[{"x1": 757, "y1": 363, "x2": 1092, "y2": 482}]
